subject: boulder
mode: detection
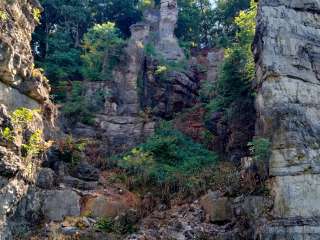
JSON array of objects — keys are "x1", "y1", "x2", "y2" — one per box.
[
  {"x1": 200, "y1": 191, "x2": 232, "y2": 224},
  {"x1": 42, "y1": 190, "x2": 80, "y2": 221},
  {"x1": 63, "y1": 176, "x2": 97, "y2": 190},
  {"x1": 35, "y1": 168, "x2": 56, "y2": 189},
  {"x1": 81, "y1": 191, "x2": 140, "y2": 218},
  {"x1": 74, "y1": 162, "x2": 99, "y2": 182}
]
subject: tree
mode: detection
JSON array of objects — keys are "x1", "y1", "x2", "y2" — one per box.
[
  {"x1": 81, "y1": 22, "x2": 125, "y2": 81},
  {"x1": 89, "y1": 0, "x2": 142, "y2": 38},
  {"x1": 175, "y1": 0, "x2": 250, "y2": 48}
]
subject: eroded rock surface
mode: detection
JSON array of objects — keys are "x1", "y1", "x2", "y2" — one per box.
[
  {"x1": 254, "y1": 0, "x2": 320, "y2": 238},
  {"x1": 157, "y1": 0, "x2": 185, "y2": 61},
  {"x1": 0, "y1": 1, "x2": 57, "y2": 238}
]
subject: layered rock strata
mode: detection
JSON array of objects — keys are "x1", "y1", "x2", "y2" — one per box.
[
  {"x1": 0, "y1": 1, "x2": 57, "y2": 238},
  {"x1": 253, "y1": 0, "x2": 320, "y2": 238}
]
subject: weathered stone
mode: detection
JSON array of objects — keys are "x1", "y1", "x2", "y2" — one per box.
[
  {"x1": 0, "y1": 146, "x2": 23, "y2": 178},
  {"x1": 253, "y1": 0, "x2": 320, "y2": 238},
  {"x1": 272, "y1": 174, "x2": 320, "y2": 218},
  {"x1": 157, "y1": 0, "x2": 185, "y2": 61},
  {"x1": 35, "y1": 168, "x2": 56, "y2": 189},
  {"x1": 14, "y1": 187, "x2": 43, "y2": 225},
  {"x1": 73, "y1": 162, "x2": 99, "y2": 182},
  {"x1": 234, "y1": 196, "x2": 271, "y2": 220},
  {"x1": 81, "y1": 191, "x2": 140, "y2": 218},
  {"x1": 0, "y1": 178, "x2": 28, "y2": 216},
  {"x1": 63, "y1": 176, "x2": 98, "y2": 190},
  {"x1": 200, "y1": 191, "x2": 232, "y2": 223},
  {"x1": 142, "y1": 58, "x2": 201, "y2": 119},
  {"x1": 42, "y1": 190, "x2": 80, "y2": 221},
  {"x1": 0, "y1": 0, "x2": 50, "y2": 104}
]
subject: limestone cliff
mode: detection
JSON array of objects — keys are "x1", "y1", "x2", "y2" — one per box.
[
  {"x1": 0, "y1": 0, "x2": 56, "y2": 238},
  {"x1": 254, "y1": 0, "x2": 320, "y2": 238}
]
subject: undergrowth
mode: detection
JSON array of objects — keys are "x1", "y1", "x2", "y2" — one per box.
[{"x1": 117, "y1": 121, "x2": 219, "y2": 200}]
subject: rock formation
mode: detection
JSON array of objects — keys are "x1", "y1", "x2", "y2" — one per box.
[
  {"x1": 0, "y1": 0, "x2": 57, "y2": 238},
  {"x1": 253, "y1": 0, "x2": 320, "y2": 238},
  {"x1": 157, "y1": 0, "x2": 185, "y2": 61},
  {"x1": 74, "y1": 0, "x2": 203, "y2": 154},
  {"x1": 73, "y1": 22, "x2": 155, "y2": 155}
]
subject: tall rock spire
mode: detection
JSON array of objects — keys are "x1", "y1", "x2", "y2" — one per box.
[{"x1": 157, "y1": 0, "x2": 185, "y2": 61}]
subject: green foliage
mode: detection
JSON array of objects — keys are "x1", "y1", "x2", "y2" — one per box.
[
  {"x1": 0, "y1": 10, "x2": 8, "y2": 22},
  {"x1": 32, "y1": 8, "x2": 42, "y2": 24},
  {"x1": 249, "y1": 138, "x2": 271, "y2": 163},
  {"x1": 144, "y1": 43, "x2": 157, "y2": 58},
  {"x1": 81, "y1": 22, "x2": 125, "y2": 81},
  {"x1": 36, "y1": 28, "x2": 82, "y2": 87},
  {"x1": 11, "y1": 108, "x2": 35, "y2": 126},
  {"x1": 119, "y1": 122, "x2": 218, "y2": 196},
  {"x1": 1, "y1": 108, "x2": 51, "y2": 180},
  {"x1": 95, "y1": 217, "x2": 137, "y2": 235},
  {"x1": 1, "y1": 127, "x2": 13, "y2": 142},
  {"x1": 57, "y1": 135, "x2": 88, "y2": 166},
  {"x1": 62, "y1": 81, "x2": 95, "y2": 125},
  {"x1": 205, "y1": 0, "x2": 256, "y2": 116},
  {"x1": 138, "y1": 0, "x2": 156, "y2": 10},
  {"x1": 176, "y1": 0, "x2": 250, "y2": 48},
  {"x1": 95, "y1": 217, "x2": 114, "y2": 232},
  {"x1": 155, "y1": 65, "x2": 168, "y2": 76},
  {"x1": 22, "y1": 130, "x2": 45, "y2": 157}
]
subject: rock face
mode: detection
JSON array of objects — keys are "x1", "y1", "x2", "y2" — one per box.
[
  {"x1": 73, "y1": 23, "x2": 155, "y2": 155},
  {"x1": 74, "y1": 0, "x2": 202, "y2": 154},
  {"x1": 142, "y1": 58, "x2": 201, "y2": 119},
  {"x1": 0, "y1": 0, "x2": 50, "y2": 107},
  {"x1": 253, "y1": 0, "x2": 320, "y2": 238},
  {"x1": 0, "y1": 1, "x2": 56, "y2": 238}
]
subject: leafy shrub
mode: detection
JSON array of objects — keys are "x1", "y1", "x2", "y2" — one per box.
[
  {"x1": 248, "y1": 137, "x2": 271, "y2": 180},
  {"x1": 1, "y1": 108, "x2": 52, "y2": 180},
  {"x1": 0, "y1": 10, "x2": 8, "y2": 22},
  {"x1": 56, "y1": 135, "x2": 87, "y2": 166},
  {"x1": 95, "y1": 216, "x2": 137, "y2": 235},
  {"x1": 119, "y1": 122, "x2": 219, "y2": 198},
  {"x1": 144, "y1": 43, "x2": 157, "y2": 57},
  {"x1": 32, "y1": 8, "x2": 41, "y2": 24},
  {"x1": 248, "y1": 138, "x2": 271, "y2": 163},
  {"x1": 62, "y1": 81, "x2": 95, "y2": 125}
]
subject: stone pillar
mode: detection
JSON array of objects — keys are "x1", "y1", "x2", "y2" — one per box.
[
  {"x1": 254, "y1": 0, "x2": 320, "y2": 238},
  {"x1": 157, "y1": 0, "x2": 184, "y2": 61}
]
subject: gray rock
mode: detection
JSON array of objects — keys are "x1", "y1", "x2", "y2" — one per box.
[
  {"x1": 254, "y1": 0, "x2": 320, "y2": 238},
  {"x1": 157, "y1": 0, "x2": 185, "y2": 61},
  {"x1": 35, "y1": 168, "x2": 56, "y2": 189},
  {"x1": 61, "y1": 226, "x2": 79, "y2": 235},
  {"x1": 74, "y1": 162, "x2": 99, "y2": 182},
  {"x1": 200, "y1": 192, "x2": 232, "y2": 224},
  {"x1": 0, "y1": 147, "x2": 23, "y2": 178},
  {"x1": 42, "y1": 190, "x2": 80, "y2": 221},
  {"x1": 63, "y1": 176, "x2": 98, "y2": 190}
]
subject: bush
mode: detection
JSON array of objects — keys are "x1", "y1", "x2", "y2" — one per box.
[
  {"x1": 62, "y1": 81, "x2": 95, "y2": 125},
  {"x1": 0, "y1": 108, "x2": 52, "y2": 181},
  {"x1": 0, "y1": 10, "x2": 8, "y2": 22},
  {"x1": 119, "y1": 122, "x2": 219, "y2": 198},
  {"x1": 56, "y1": 135, "x2": 87, "y2": 166},
  {"x1": 248, "y1": 138, "x2": 271, "y2": 163},
  {"x1": 248, "y1": 137, "x2": 271, "y2": 180},
  {"x1": 95, "y1": 216, "x2": 137, "y2": 235}
]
